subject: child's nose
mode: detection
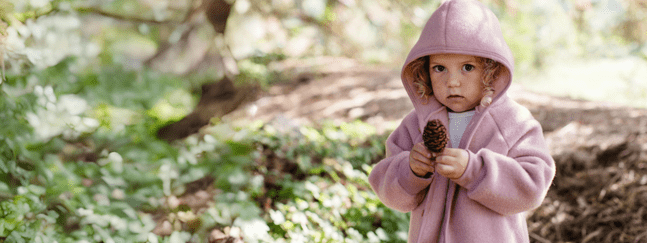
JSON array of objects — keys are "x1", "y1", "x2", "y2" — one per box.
[{"x1": 448, "y1": 73, "x2": 461, "y2": 87}]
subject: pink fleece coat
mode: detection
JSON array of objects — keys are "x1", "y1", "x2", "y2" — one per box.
[{"x1": 368, "y1": 0, "x2": 556, "y2": 242}]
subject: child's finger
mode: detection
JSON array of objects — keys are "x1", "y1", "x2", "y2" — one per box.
[
  {"x1": 440, "y1": 148, "x2": 461, "y2": 157},
  {"x1": 436, "y1": 163, "x2": 454, "y2": 173},
  {"x1": 436, "y1": 148, "x2": 464, "y2": 165},
  {"x1": 413, "y1": 143, "x2": 433, "y2": 158},
  {"x1": 434, "y1": 154, "x2": 456, "y2": 165},
  {"x1": 435, "y1": 149, "x2": 468, "y2": 179},
  {"x1": 410, "y1": 158, "x2": 435, "y2": 176},
  {"x1": 412, "y1": 159, "x2": 435, "y2": 171},
  {"x1": 412, "y1": 150, "x2": 434, "y2": 165}
]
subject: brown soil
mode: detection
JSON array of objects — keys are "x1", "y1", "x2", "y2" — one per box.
[{"x1": 222, "y1": 57, "x2": 413, "y2": 134}]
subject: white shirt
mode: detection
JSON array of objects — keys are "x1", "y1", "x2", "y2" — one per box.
[{"x1": 448, "y1": 110, "x2": 475, "y2": 148}]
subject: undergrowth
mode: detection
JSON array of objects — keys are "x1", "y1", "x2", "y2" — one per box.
[{"x1": 0, "y1": 60, "x2": 408, "y2": 242}]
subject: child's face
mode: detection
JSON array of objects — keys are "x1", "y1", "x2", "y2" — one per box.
[{"x1": 429, "y1": 54, "x2": 484, "y2": 112}]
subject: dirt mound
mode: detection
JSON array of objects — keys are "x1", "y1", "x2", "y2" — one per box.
[
  {"x1": 512, "y1": 88, "x2": 647, "y2": 242},
  {"x1": 222, "y1": 57, "x2": 411, "y2": 134}
]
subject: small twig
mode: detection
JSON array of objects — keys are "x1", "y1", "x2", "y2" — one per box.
[
  {"x1": 605, "y1": 229, "x2": 622, "y2": 243},
  {"x1": 530, "y1": 232, "x2": 551, "y2": 243},
  {"x1": 635, "y1": 230, "x2": 647, "y2": 243},
  {"x1": 582, "y1": 228, "x2": 602, "y2": 243},
  {"x1": 599, "y1": 213, "x2": 632, "y2": 223},
  {"x1": 554, "y1": 222, "x2": 562, "y2": 242},
  {"x1": 75, "y1": 6, "x2": 181, "y2": 25}
]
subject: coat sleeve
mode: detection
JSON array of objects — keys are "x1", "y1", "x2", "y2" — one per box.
[
  {"x1": 453, "y1": 111, "x2": 556, "y2": 216},
  {"x1": 368, "y1": 111, "x2": 433, "y2": 213}
]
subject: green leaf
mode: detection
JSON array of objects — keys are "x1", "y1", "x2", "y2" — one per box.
[
  {"x1": 0, "y1": 180, "x2": 10, "y2": 194},
  {"x1": 0, "y1": 159, "x2": 7, "y2": 173},
  {"x1": 24, "y1": 185, "x2": 45, "y2": 196},
  {"x1": 168, "y1": 231, "x2": 191, "y2": 243},
  {"x1": 225, "y1": 141, "x2": 253, "y2": 156}
]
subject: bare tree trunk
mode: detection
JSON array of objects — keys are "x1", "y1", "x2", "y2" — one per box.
[
  {"x1": 153, "y1": 0, "x2": 255, "y2": 141},
  {"x1": 156, "y1": 76, "x2": 258, "y2": 141}
]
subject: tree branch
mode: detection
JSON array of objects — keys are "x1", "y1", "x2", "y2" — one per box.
[{"x1": 75, "y1": 7, "x2": 181, "y2": 25}]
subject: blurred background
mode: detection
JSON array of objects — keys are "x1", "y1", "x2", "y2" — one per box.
[{"x1": 1, "y1": 0, "x2": 646, "y2": 242}]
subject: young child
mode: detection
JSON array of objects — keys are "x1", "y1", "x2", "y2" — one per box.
[{"x1": 368, "y1": 0, "x2": 556, "y2": 242}]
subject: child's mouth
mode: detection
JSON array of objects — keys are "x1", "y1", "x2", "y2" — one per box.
[{"x1": 448, "y1": 95, "x2": 463, "y2": 99}]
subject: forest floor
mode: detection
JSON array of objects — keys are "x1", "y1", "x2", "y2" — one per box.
[{"x1": 218, "y1": 56, "x2": 647, "y2": 242}]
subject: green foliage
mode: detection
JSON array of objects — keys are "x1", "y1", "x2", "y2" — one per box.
[
  {"x1": 241, "y1": 120, "x2": 407, "y2": 242},
  {"x1": 234, "y1": 53, "x2": 287, "y2": 89},
  {"x1": 0, "y1": 79, "x2": 38, "y2": 200},
  {"x1": 0, "y1": 53, "x2": 406, "y2": 242},
  {"x1": 0, "y1": 1, "x2": 12, "y2": 27},
  {"x1": 500, "y1": 11, "x2": 538, "y2": 73}
]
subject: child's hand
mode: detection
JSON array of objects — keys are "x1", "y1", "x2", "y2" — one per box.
[
  {"x1": 409, "y1": 142, "x2": 436, "y2": 177},
  {"x1": 435, "y1": 148, "x2": 469, "y2": 179}
]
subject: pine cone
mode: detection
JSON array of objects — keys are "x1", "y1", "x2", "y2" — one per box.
[{"x1": 422, "y1": 119, "x2": 448, "y2": 154}]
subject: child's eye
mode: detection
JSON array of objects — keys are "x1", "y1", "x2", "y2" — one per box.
[
  {"x1": 462, "y1": 64, "x2": 475, "y2": 72},
  {"x1": 432, "y1": 65, "x2": 446, "y2": 72}
]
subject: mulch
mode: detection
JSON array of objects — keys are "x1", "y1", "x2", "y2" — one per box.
[{"x1": 517, "y1": 93, "x2": 647, "y2": 243}]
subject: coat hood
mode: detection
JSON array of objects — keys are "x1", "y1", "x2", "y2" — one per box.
[{"x1": 402, "y1": 0, "x2": 514, "y2": 119}]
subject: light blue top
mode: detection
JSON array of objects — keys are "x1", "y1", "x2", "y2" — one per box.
[{"x1": 448, "y1": 110, "x2": 476, "y2": 148}]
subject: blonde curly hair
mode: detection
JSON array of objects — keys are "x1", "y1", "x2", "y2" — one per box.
[{"x1": 407, "y1": 55, "x2": 505, "y2": 107}]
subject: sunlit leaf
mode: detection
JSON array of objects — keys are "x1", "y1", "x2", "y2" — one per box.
[{"x1": 225, "y1": 141, "x2": 253, "y2": 156}]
